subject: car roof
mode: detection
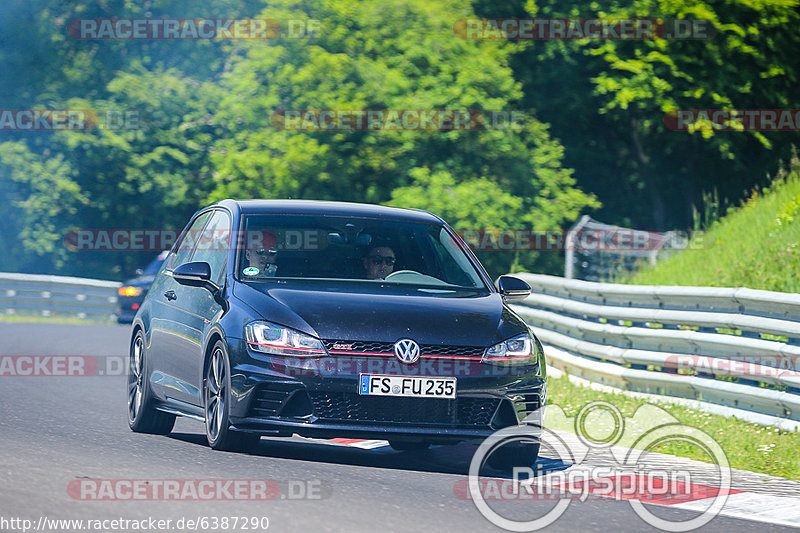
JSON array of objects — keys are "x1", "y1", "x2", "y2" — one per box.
[{"x1": 219, "y1": 199, "x2": 444, "y2": 224}]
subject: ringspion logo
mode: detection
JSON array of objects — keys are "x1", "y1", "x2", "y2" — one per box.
[{"x1": 467, "y1": 402, "x2": 733, "y2": 531}]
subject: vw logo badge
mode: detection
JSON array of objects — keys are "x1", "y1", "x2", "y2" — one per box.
[{"x1": 394, "y1": 339, "x2": 420, "y2": 364}]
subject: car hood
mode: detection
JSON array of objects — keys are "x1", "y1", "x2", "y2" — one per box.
[{"x1": 232, "y1": 281, "x2": 528, "y2": 346}]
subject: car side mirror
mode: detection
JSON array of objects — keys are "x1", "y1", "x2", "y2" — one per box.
[
  {"x1": 173, "y1": 261, "x2": 214, "y2": 289},
  {"x1": 173, "y1": 261, "x2": 228, "y2": 310},
  {"x1": 497, "y1": 275, "x2": 531, "y2": 302}
]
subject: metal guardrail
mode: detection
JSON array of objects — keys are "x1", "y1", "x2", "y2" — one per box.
[
  {"x1": 3, "y1": 269, "x2": 800, "y2": 423},
  {"x1": 511, "y1": 273, "x2": 800, "y2": 423},
  {"x1": 0, "y1": 272, "x2": 120, "y2": 321}
]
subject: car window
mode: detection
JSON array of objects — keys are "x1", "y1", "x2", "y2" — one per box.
[
  {"x1": 429, "y1": 228, "x2": 478, "y2": 287},
  {"x1": 190, "y1": 209, "x2": 231, "y2": 286},
  {"x1": 166, "y1": 211, "x2": 212, "y2": 271},
  {"x1": 237, "y1": 214, "x2": 487, "y2": 290}
]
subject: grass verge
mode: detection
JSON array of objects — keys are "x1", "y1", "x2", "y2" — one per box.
[
  {"x1": 625, "y1": 155, "x2": 800, "y2": 292},
  {"x1": 0, "y1": 314, "x2": 115, "y2": 325},
  {"x1": 547, "y1": 374, "x2": 800, "y2": 480}
]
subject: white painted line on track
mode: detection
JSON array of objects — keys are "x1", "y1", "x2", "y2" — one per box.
[{"x1": 672, "y1": 491, "x2": 800, "y2": 528}]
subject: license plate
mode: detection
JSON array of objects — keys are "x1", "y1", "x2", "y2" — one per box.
[{"x1": 358, "y1": 374, "x2": 456, "y2": 399}]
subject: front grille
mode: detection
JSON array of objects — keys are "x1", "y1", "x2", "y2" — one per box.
[
  {"x1": 249, "y1": 382, "x2": 299, "y2": 417},
  {"x1": 323, "y1": 339, "x2": 486, "y2": 358},
  {"x1": 422, "y1": 344, "x2": 485, "y2": 358},
  {"x1": 514, "y1": 393, "x2": 541, "y2": 418},
  {"x1": 309, "y1": 391, "x2": 499, "y2": 427},
  {"x1": 323, "y1": 340, "x2": 394, "y2": 353}
]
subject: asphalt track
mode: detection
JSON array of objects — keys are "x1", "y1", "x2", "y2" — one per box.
[{"x1": 0, "y1": 322, "x2": 797, "y2": 533}]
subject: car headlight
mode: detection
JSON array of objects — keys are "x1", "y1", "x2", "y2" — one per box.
[
  {"x1": 482, "y1": 333, "x2": 542, "y2": 367},
  {"x1": 245, "y1": 321, "x2": 327, "y2": 357}
]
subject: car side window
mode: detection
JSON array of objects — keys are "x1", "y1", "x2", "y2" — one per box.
[
  {"x1": 166, "y1": 211, "x2": 212, "y2": 271},
  {"x1": 190, "y1": 209, "x2": 231, "y2": 286},
  {"x1": 428, "y1": 229, "x2": 476, "y2": 287}
]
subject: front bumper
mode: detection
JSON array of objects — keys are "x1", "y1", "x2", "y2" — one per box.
[{"x1": 226, "y1": 338, "x2": 547, "y2": 442}]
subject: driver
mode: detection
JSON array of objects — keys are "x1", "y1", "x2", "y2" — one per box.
[
  {"x1": 243, "y1": 246, "x2": 278, "y2": 278},
  {"x1": 363, "y1": 245, "x2": 396, "y2": 280}
]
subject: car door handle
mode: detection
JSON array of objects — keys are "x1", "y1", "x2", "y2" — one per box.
[{"x1": 163, "y1": 290, "x2": 177, "y2": 301}]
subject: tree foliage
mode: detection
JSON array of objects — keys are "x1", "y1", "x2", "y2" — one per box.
[
  {"x1": 208, "y1": 0, "x2": 597, "y2": 275},
  {"x1": 476, "y1": 0, "x2": 800, "y2": 229},
  {"x1": 1, "y1": 0, "x2": 796, "y2": 280}
]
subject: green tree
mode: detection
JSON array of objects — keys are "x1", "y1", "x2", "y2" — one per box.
[
  {"x1": 1, "y1": 0, "x2": 600, "y2": 279},
  {"x1": 0, "y1": 0, "x2": 260, "y2": 277},
  {"x1": 0, "y1": 142, "x2": 84, "y2": 273},
  {"x1": 476, "y1": 0, "x2": 800, "y2": 229},
  {"x1": 210, "y1": 0, "x2": 598, "y2": 276}
]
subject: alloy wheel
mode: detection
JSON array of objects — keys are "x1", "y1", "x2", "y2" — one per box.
[
  {"x1": 128, "y1": 334, "x2": 144, "y2": 421},
  {"x1": 205, "y1": 347, "x2": 227, "y2": 441}
]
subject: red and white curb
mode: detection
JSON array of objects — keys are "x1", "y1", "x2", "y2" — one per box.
[
  {"x1": 327, "y1": 438, "x2": 392, "y2": 450},
  {"x1": 316, "y1": 437, "x2": 800, "y2": 528},
  {"x1": 289, "y1": 436, "x2": 393, "y2": 450},
  {"x1": 539, "y1": 469, "x2": 800, "y2": 528},
  {"x1": 672, "y1": 491, "x2": 800, "y2": 528}
]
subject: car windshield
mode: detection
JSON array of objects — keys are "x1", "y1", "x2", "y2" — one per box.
[{"x1": 237, "y1": 214, "x2": 487, "y2": 290}]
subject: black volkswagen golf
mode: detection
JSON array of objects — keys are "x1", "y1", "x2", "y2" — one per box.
[{"x1": 128, "y1": 199, "x2": 546, "y2": 465}]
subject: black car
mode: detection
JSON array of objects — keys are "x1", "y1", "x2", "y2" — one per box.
[
  {"x1": 127, "y1": 200, "x2": 546, "y2": 466},
  {"x1": 117, "y1": 251, "x2": 169, "y2": 323}
]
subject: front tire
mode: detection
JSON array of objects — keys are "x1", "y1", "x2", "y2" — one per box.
[
  {"x1": 204, "y1": 341, "x2": 260, "y2": 452},
  {"x1": 127, "y1": 330, "x2": 175, "y2": 435}
]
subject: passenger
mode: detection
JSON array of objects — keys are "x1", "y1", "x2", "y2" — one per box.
[{"x1": 363, "y1": 246, "x2": 396, "y2": 280}]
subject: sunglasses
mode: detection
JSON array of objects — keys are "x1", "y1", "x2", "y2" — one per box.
[
  {"x1": 254, "y1": 248, "x2": 278, "y2": 257},
  {"x1": 368, "y1": 255, "x2": 396, "y2": 266}
]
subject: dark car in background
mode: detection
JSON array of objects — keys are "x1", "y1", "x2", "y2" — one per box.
[
  {"x1": 117, "y1": 251, "x2": 169, "y2": 323},
  {"x1": 127, "y1": 200, "x2": 546, "y2": 467}
]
